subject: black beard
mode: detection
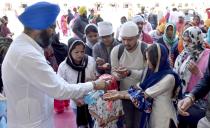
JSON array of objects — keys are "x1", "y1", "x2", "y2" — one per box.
[{"x1": 35, "y1": 30, "x2": 53, "y2": 48}]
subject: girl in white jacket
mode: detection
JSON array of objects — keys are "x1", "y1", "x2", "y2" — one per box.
[{"x1": 57, "y1": 37, "x2": 97, "y2": 128}]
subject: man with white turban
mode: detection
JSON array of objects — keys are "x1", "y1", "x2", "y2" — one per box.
[
  {"x1": 93, "y1": 21, "x2": 119, "y2": 75},
  {"x1": 110, "y1": 21, "x2": 147, "y2": 128},
  {"x1": 132, "y1": 15, "x2": 153, "y2": 44}
]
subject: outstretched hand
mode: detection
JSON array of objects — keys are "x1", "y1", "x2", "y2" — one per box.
[
  {"x1": 103, "y1": 90, "x2": 122, "y2": 101},
  {"x1": 178, "y1": 97, "x2": 193, "y2": 116},
  {"x1": 93, "y1": 78, "x2": 111, "y2": 90}
]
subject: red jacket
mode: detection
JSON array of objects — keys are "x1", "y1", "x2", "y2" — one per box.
[
  {"x1": 206, "y1": 8, "x2": 210, "y2": 19},
  {"x1": 142, "y1": 32, "x2": 153, "y2": 44}
]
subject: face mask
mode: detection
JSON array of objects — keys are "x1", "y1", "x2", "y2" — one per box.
[{"x1": 35, "y1": 30, "x2": 53, "y2": 48}]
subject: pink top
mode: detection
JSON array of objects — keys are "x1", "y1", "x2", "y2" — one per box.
[
  {"x1": 141, "y1": 32, "x2": 153, "y2": 44},
  {"x1": 186, "y1": 49, "x2": 210, "y2": 92},
  {"x1": 176, "y1": 22, "x2": 185, "y2": 34}
]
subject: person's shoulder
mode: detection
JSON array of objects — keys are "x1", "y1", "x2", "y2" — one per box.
[
  {"x1": 92, "y1": 42, "x2": 101, "y2": 50},
  {"x1": 58, "y1": 59, "x2": 71, "y2": 72},
  {"x1": 12, "y1": 36, "x2": 41, "y2": 56},
  {"x1": 113, "y1": 39, "x2": 120, "y2": 45},
  {"x1": 111, "y1": 44, "x2": 121, "y2": 53},
  {"x1": 163, "y1": 74, "x2": 175, "y2": 83},
  {"x1": 204, "y1": 48, "x2": 210, "y2": 53},
  {"x1": 88, "y1": 56, "x2": 95, "y2": 62},
  {"x1": 59, "y1": 59, "x2": 67, "y2": 67}
]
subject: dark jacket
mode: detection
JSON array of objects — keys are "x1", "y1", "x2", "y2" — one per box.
[
  {"x1": 51, "y1": 34, "x2": 68, "y2": 65},
  {"x1": 67, "y1": 11, "x2": 74, "y2": 24},
  {"x1": 93, "y1": 39, "x2": 119, "y2": 75},
  {"x1": 85, "y1": 45, "x2": 93, "y2": 57},
  {"x1": 157, "y1": 37, "x2": 179, "y2": 65},
  {"x1": 72, "y1": 16, "x2": 88, "y2": 41},
  {"x1": 192, "y1": 55, "x2": 210, "y2": 121}
]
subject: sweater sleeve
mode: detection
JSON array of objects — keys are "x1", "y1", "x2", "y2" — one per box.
[
  {"x1": 191, "y1": 56, "x2": 210, "y2": 100},
  {"x1": 92, "y1": 44, "x2": 105, "y2": 75},
  {"x1": 110, "y1": 45, "x2": 120, "y2": 78},
  {"x1": 145, "y1": 74, "x2": 175, "y2": 98}
]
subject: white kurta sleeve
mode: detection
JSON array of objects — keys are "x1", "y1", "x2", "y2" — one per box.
[
  {"x1": 145, "y1": 74, "x2": 175, "y2": 98},
  {"x1": 16, "y1": 52, "x2": 94, "y2": 100}
]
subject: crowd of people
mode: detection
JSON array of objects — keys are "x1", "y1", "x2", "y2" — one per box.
[{"x1": 0, "y1": 1, "x2": 210, "y2": 128}]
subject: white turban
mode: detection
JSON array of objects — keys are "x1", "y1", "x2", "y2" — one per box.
[
  {"x1": 98, "y1": 21, "x2": 113, "y2": 37},
  {"x1": 120, "y1": 21, "x2": 139, "y2": 37},
  {"x1": 132, "y1": 15, "x2": 145, "y2": 23}
]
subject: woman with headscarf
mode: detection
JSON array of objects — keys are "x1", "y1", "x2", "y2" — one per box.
[
  {"x1": 157, "y1": 23, "x2": 179, "y2": 66},
  {"x1": 56, "y1": 37, "x2": 97, "y2": 128},
  {"x1": 104, "y1": 43, "x2": 181, "y2": 128},
  {"x1": 177, "y1": 21, "x2": 194, "y2": 53},
  {"x1": 174, "y1": 26, "x2": 210, "y2": 128},
  {"x1": 192, "y1": 14, "x2": 201, "y2": 27}
]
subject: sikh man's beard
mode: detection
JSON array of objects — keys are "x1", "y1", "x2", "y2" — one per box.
[{"x1": 35, "y1": 30, "x2": 53, "y2": 48}]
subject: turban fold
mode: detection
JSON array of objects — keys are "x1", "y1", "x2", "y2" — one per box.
[{"x1": 18, "y1": 2, "x2": 60, "y2": 30}]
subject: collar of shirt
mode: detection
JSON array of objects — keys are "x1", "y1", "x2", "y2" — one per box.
[{"x1": 21, "y1": 33, "x2": 44, "y2": 55}]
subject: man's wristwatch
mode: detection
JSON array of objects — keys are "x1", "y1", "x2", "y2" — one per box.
[{"x1": 185, "y1": 93, "x2": 195, "y2": 103}]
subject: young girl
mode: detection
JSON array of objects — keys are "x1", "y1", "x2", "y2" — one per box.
[
  {"x1": 57, "y1": 37, "x2": 97, "y2": 127},
  {"x1": 84, "y1": 74, "x2": 124, "y2": 128},
  {"x1": 84, "y1": 24, "x2": 99, "y2": 56},
  {"x1": 104, "y1": 43, "x2": 181, "y2": 128}
]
